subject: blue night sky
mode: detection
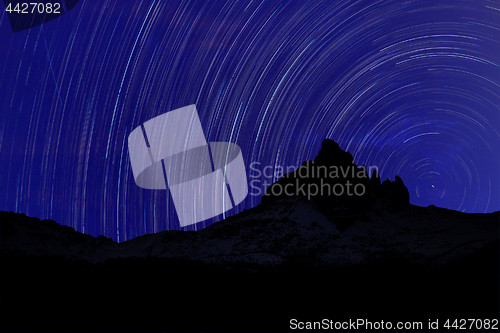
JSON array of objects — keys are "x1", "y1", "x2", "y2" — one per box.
[{"x1": 1, "y1": 0, "x2": 499, "y2": 241}]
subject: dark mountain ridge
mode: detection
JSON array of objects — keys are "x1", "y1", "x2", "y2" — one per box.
[{"x1": 1, "y1": 139, "x2": 499, "y2": 332}]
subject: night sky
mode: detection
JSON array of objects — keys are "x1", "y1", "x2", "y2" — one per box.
[{"x1": 1, "y1": 0, "x2": 499, "y2": 242}]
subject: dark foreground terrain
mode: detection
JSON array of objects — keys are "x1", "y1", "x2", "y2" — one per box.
[
  {"x1": 1, "y1": 236, "x2": 499, "y2": 332},
  {"x1": 1, "y1": 139, "x2": 499, "y2": 332}
]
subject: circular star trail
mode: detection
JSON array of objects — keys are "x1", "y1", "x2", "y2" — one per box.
[{"x1": 1, "y1": 0, "x2": 499, "y2": 241}]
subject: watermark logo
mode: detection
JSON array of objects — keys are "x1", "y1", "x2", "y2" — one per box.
[
  {"x1": 128, "y1": 105, "x2": 248, "y2": 227},
  {"x1": 249, "y1": 162, "x2": 379, "y2": 199}
]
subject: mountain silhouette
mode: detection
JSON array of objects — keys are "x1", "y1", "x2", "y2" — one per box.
[{"x1": 1, "y1": 139, "x2": 498, "y2": 332}]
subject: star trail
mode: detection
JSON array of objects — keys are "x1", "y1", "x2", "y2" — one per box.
[{"x1": 1, "y1": 0, "x2": 499, "y2": 241}]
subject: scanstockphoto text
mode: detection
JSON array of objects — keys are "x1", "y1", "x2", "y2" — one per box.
[
  {"x1": 289, "y1": 318, "x2": 499, "y2": 331},
  {"x1": 248, "y1": 161, "x2": 379, "y2": 199}
]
